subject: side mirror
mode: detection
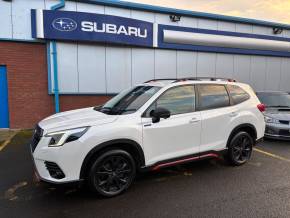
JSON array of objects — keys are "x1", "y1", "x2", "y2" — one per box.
[{"x1": 151, "y1": 107, "x2": 171, "y2": 123}]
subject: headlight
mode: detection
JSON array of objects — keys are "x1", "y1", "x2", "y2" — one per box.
[
  {"x1": 45, "y1": 127, "x2": 89, "y2": 147},
  {"x1": 264, "y1": 116, "x2": 279, "y2": 124}
]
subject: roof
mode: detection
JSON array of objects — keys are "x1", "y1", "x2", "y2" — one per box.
[{"x1": 75, "y1": 0, "x2": 290, "y2": 30}]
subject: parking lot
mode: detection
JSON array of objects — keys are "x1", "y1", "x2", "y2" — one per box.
[{"x1": 1, "y1": 131, "x2": 290, "y2": 218}]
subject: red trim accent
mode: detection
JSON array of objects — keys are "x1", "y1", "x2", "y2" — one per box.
[
  {"x1": 200, "y1": 153, "x2": 219, "y2": 159},
  {"x1": 152, "y1": 153, "x2": 219, "y2": 171}
]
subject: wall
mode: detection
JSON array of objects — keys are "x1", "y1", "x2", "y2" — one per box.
[
  {"x1": 1, "y1": 0, "x2": 290, "y2": 94},
  {"x1": 0, "y1": 41, "x2": 54, "y2": 128},
  {"x1": 51, "y1": 1, "x2": 290, "y2": 93},
  {"x1": 52, "y1": 43, "x2": 290, "y2": 93},
  {"x1": 59, "y1": 95, "x2": 111, "y2": 112},
  {"x1": 0, "y1": 41, "x2": 111, "y2": 128},
  {"x1": 2, "y1": 0, "x2": 290, "y2": 40},
  {"x1": 1, "y1": 0, "x2": 290, "y2": 129}
]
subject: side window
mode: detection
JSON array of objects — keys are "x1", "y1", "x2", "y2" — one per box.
[
  {"x1": 198, "y1": 84, "x2": 230, "y2": 110},
  {"x1": 227, "y1": 85, "x2": 250, "y2": 105},
  {"x1": 145, "y1": 85, "x2": 195, "y2": 116}
]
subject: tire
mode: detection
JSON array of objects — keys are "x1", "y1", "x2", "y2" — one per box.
[
  {"x1": 87, "y1": 149, "x2": 136, "y2": 197},
  {"x1": 225, "y1": 131, "x2": 254, "y2": 166}
]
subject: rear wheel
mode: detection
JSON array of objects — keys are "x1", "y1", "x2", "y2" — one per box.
[
  {"x1": 226, "y1": 131, "x2": 254, "y2": 166},
  {"x1": 87, "y1": 149, "x2": 136, "y2": 197}
]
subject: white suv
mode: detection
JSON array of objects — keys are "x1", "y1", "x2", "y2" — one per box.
[{"x1": 31, "y1": 78, "x2": 265, "y2": 197}]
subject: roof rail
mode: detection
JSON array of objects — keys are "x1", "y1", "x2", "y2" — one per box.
[
  {"x1": 174, "y1": 77, "x2": 237, "y2": 82},
  {"x1": 145, "y1": 77, "x2": 237, "y2": 83},
  {"x1": 144, "y1": 78, "x2": 177, "y2": 83}
]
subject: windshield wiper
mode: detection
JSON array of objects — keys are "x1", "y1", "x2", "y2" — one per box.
[
  {"x1": 93, "y1": 105, "x2": 103, "y2": 111},
  {"x1": 119, "y1": 109, "x2": 137, "y2": 114},
  {"x1": 96, "y1": 107, "x2": 113, "y2": 114},
  {"x1": 98, "y1": 107, "x2": 136, "y2": 115},
  {"x1": 101, "y1": 107, "x2": 112, "y2": 110}
]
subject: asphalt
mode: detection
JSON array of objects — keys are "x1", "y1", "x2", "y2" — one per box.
[{"x1": 1, "y1": 131, "x2": 290, "y2": 218}]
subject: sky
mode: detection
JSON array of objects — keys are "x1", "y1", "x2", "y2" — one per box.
[{"x1": 128, "y1": 0, "x2": 290, "y2": 24}]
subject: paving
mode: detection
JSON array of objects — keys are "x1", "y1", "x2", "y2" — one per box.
[
  {"x1": 1, "y1": 131, "x2": 290, "y2": 218},
  {"x1": 0, "y1": 130, "x2": 19, "y2": 151},
  {"x1": 0, "y1": 129, "x2": 17, "y2": 141}
]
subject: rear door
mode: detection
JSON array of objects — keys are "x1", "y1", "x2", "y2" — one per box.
[{"x1": 197, "y1": 84, "x2": 235, "y2": 152}]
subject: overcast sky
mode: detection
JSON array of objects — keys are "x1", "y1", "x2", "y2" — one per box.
[{"x1": 128, "y1": 0, "x2": 290, "y2": 24}]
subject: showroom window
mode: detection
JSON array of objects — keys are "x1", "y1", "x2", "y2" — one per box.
[{"x1": 198, "y1": 84, "x2": 230, "y2": 110}]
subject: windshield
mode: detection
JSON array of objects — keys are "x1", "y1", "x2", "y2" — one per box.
[
  {"x1": 257, "y1": 93, "x2": 290, "y2": 108},
  {"x1": 97, "y1": 86, "x2": 161, "y2": 115}
]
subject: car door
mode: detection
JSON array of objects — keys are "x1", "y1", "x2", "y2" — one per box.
[
  {"x1": 197, "y1": 84, "x2": 235, "y2": 152},
  {"x1": 141, "y1": 85, "x2": 201, "y2": 165}
]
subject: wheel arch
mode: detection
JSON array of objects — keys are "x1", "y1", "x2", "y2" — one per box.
[
  {"x1": 226, "y1": 123, "x2": 257, "y2": 147},
  {"x1": 79, "y1": 139, "x2": 145, "y2": 180}
]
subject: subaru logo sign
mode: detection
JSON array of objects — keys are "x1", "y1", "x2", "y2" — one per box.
[
  {"x1": 32, "y1": 10, "x2": 153, "y2": 47},
  {"x1": 52, "y1": 18, "x2": 77, "y2": 31}
]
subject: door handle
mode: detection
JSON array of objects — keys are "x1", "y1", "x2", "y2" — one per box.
[
  {"x1": 189, "y1": 117, "x2": 200, "y2": 123},
  {"x1": 229, "y1": 112, "x2": 239, "y2": 117}
]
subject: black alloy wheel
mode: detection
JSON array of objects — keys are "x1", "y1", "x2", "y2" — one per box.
[
  {"x1": 88, "y1": 150, "x2": 136, "y2": 197},
  {"x1": 226, "y1": 131, "x2": 254, "y2": 166}
]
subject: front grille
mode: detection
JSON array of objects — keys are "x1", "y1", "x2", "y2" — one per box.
[
  {"x1": 279, "y1": 120, "x2": 290, "y2": 125},
  {"x1": 279, "y1": 129, "x2": 290, "y2": 137},
  {"x1": 30, "y1": 125, "x2": 43, "y2": 152},
  {"x1": 44, "y1": 161, "x2": 65, "y2": 179}
]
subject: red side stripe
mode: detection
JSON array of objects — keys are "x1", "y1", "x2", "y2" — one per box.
[{"x1": 152, "y1": 153, "x2": 219, "y2": 171}]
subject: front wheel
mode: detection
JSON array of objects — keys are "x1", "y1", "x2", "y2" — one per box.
[
  {"x1": 226, "y1": 131, "x2": 254, "y2": 166},
  {"x1": 87, "y1": 149, "x2": 136, "y2": 197}
]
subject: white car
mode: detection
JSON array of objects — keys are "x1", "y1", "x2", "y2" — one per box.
[{"x1": 31, "y1": 78, "x2": 265, "y2": 197}]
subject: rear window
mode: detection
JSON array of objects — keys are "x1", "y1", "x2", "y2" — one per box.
[
  {"x1": 227, "y1": 85, "x2": 250, "y2": 105},
  {"x1": 198, "y1": 84, "x2": 230, "y2": 110}
]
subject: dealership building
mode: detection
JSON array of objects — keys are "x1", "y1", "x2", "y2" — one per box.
[{"x1": 1, "y1": 0, "x2": 290, "y2": 129}]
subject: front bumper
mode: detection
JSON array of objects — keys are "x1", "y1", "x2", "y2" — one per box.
[
  {"x1": 30, "y1": 135, "x2": 85, "y2": 184},
  {"x1": 264, "y1": 123, "x2": 290, "y2": 140}
]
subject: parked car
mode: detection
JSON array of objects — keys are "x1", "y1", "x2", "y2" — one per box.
[
  {"x1": 30, "y1": 78, "x2": 265, "y2": 197},
  {"x1": 256, "y1": 91, "x2": 290, "y2": 140}
]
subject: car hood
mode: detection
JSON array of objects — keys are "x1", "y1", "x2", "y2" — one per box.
[
  {"x1": 264, "y1": 108, "x2": 290, "y2": 120},
  {"x1": 39, "y1": 107, "x2": 117, "y2": 134}
]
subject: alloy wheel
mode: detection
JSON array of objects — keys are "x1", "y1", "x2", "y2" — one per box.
[
  {"x1": 232, "y1": 135, "x2": 252, "y2": 164},
  {"x1": 95, "y1": 155, "x2": 134, "y2": 195}
]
